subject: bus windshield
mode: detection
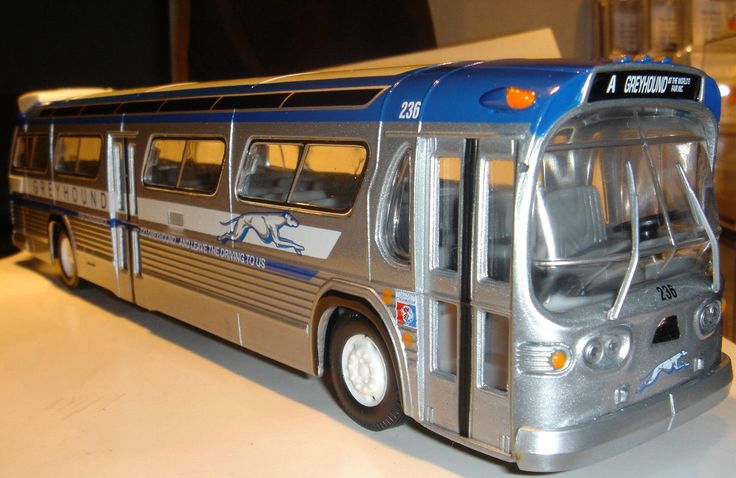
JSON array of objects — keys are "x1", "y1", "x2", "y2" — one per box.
[{"x1": 531, "y1": 107, "x2": 719, "y2": 313}]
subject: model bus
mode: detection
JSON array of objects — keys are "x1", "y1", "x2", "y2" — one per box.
[{"x1": 8, "y1": 59, "x2": 732, "y2": 471}]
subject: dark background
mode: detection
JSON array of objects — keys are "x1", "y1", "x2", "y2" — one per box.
[
  {"x1": 0, "y1": 0, "x2": 435, "y2": 255},
  {"x1": 0, "y1": 2, "x2": 169, "y2": 255}
]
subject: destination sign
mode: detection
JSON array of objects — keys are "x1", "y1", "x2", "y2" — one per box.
[{"x1": 588, "y1": 70, "x2": 701, "y2": 102}]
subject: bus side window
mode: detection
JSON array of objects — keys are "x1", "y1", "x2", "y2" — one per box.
[
  {"x1": 55, "y1": 136, "x2": 81, "y2": 175},
  {"x1": 486, "y1": 158, "x2": 515, "y2": 281},
  {"x1": 13, "y1": 135, "x2": 50, "y2": 173},
  {"x1": 237, "y1": 142, "x2": 301, "y2": 202},
  {"x1": 383, "y1": 149, "x2": 411, "y2": 264},
  {"x1": 178, "y1": 139, "x2": 225, "y2": 193},
  {"x1": 290, "y1": 143, "x2": 367, "y2": 211},
  {"x1": 144, "y1": 138, "x2": 186, "y2": 188},
  {"x1": 29, "y1": 136, "x2": 50, "y2": 171},
  {"x1": 54, "y1": 136, "x2": 102, "y2": 178},
  {"x1": 237, "y1": 141, "x2": 367, "y2": 212},
  {"x1": 11, "y1": 136, "x2": 29, "y2": 171},
  {"x1": 76, "y1": 137, "x2": 102, "y2": 177},
  {"x1": 144, "y1": 137, "x2": 225, "y2": 194}
]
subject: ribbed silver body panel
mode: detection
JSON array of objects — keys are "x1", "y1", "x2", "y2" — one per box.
[
  {"x1": 138, "y1": 236, "x2": 324, "y2": 325},
  {"x1": 11, "y1": 202, "x2": 52, "y2": 261},
  {"x1": 20, "y1": 206, "x2": 48, "y2": 239},
  {"x1": 70, "y1": 218, "x2": 113, "y2": 261}
]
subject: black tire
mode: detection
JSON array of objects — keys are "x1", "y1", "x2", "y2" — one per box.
[
  {"x1": 328, "y1": 311, "x2": 406, "y2": 431},
  {"x1": 56, "y1": 226, "x2": 79, "y2": 289}
]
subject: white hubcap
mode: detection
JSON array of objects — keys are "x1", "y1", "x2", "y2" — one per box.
[
  {"x1": 59, "y1": 236, "x2": 75, "y2": 279},
  {"x1": 341, "y1": 334, "x2": 388, "y2": 407}
]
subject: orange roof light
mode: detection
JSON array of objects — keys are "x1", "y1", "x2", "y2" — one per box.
[{"x1": 506, "y1": 87, "x2": 536, "y2": 110}]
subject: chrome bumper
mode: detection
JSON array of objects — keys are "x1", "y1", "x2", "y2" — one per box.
[{"x1": 514, "y1": 353, "x2": 732, "y2": 472}]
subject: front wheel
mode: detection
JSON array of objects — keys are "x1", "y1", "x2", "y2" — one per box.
[
  {"x1": 328, "y1": 312, "x2": 406, "y2": 431},
  {"x1": 56, "y1": 227, "x2": 79, "y2": 289}
]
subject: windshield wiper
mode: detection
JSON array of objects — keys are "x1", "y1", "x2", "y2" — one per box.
[
  {"x1": 609, "y1": 161, "x2": 639, "y2": 320},
  {"x1": 634, "y1": 112, "x2": 677, "y2": 248},
  {"x1": 675, "y1": 163, "x2": 721, "y2": 292}
]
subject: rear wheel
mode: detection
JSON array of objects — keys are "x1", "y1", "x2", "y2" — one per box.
[
  {"x1": 328, "y1": 312, "x2": 406, "y2": 431},
  {"x1": 56, "y1": 227, "x2": 79, "y2": 289}
]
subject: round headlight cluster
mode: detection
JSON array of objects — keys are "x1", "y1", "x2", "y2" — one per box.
[
  {"x1": 697, "y1": 299, "x2": 722, "y2": 337},
  {"x1": 581, "y1": 328, "x2": 631, "y2": 370}
]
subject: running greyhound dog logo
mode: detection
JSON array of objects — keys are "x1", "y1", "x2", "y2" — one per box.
[
  {"x1": 218, "y1": 211, "x2": 305, "y2": 255},
  {"x1": 638, "y1": 349, "x2": 689, "y2": 393}
]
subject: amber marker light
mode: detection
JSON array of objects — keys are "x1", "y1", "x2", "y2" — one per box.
[
  {"x1": 550, "y1": 350, "x2": 568, "y2": 371},
  {"x1": 506, "y1": 87, "x2": 536, "y2": 110},
  {"x1": 402, "y1": 331, "x2": 415, "y2": 348}
]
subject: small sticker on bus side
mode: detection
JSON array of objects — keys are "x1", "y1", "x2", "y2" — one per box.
[{"x1": 395, "y1": 289, "x2": 417, "y2": 329}]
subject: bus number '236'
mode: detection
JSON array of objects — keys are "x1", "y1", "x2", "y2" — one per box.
[
  {"x1": 656, "y1": 284, "x2": 678, "y2": 301},
  {"x1": 398, "y1": 100, "x2": 421, "y2": 119}
]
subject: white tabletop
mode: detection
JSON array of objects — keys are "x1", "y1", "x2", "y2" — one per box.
[{"x1": 1, "y1": 251, "x2": 733, "y2": 477}]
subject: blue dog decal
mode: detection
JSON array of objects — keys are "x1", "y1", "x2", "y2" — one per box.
[
  {"x1": 638, "y1": 349, "x2": 690, "y2": 393},
  {"x1": 218, "y1": 211, "x2": 305, "y2": 255}
]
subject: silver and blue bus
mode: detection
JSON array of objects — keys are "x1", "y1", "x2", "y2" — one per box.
[{"x1": 8, "y1": 59, "x2": 732, "y2": 471}]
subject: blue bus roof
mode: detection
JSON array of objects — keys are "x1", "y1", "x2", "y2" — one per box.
[
  {"x1": 34, "y1": 60, "x2": 596, "y2": 105},
  {"x1": 22, "y1": 60, "x2": 721, "y2": 135}
]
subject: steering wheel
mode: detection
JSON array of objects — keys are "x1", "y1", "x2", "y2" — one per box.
[
  {"x1": 613, "y1": 210, "x2": 689, "y2": 241},
  {"x1": 613, "y1": 213, "x2": 664, "y2": 241}
]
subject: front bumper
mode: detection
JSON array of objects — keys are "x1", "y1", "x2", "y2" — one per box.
[{"x1": 514, "y1": 353, "x2": 732, "y2": 472}]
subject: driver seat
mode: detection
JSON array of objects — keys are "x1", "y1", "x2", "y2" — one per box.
[{"x1": 539, "y1": 185, "x2": 606, "y2": 259}]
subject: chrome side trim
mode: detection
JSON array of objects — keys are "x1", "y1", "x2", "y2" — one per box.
[
  {"x1": 131, "y1": 228, "x2": 141, "y2": 276},
  {"x1": 420, "y1": 422, "x2": 514, "y2": 463},
  {"x1": 384, "y1": 130, "x2": 525, "y2": 139}
]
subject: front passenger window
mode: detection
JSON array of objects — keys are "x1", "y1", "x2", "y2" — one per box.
[{"x1": 383, "y1": 149, "x2": 411, "y2": 264}]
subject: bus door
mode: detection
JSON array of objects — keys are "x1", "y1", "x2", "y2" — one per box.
[
  {"x1": 108, "y1": 133, "x2": 138, "y2": 302},
  {"x1": 418, "y1": 136, "x2": 512, "y2": 453}
]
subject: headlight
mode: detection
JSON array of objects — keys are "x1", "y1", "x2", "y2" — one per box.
[
  {"x1": 583, "y1": 338, "x2": 603, "y2": 365},
  {"x1": 697, "y1": 299, "x2": 722, "y2": 337},
  {"x1": 581, "y1": 328, "x2": 631, "y2": 370}
]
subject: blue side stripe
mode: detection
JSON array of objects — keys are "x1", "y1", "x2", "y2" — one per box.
[
  {"x1": 12, "y1": 192, "x2": 318, "y2": 282},
  {"x1": 264, "y1": 259, "x2": 318, "y2": 281},
  {"x1": 10, "y1": 193, "x2": 80, "y2": 218}
]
